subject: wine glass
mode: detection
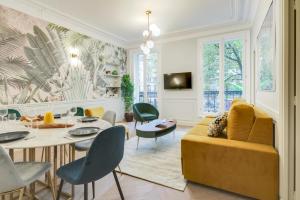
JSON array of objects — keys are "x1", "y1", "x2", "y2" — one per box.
[
  {"x1": 7, "y1": 113, "x2": 17, "y2": 131},
  {"x1": 70, "y1": 107, "x2": 77, "y2": 116},
  {"x1": 0, "y1": 107, "x2": 8, "y2": 130}
]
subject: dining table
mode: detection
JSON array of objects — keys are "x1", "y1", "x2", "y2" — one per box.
[{"x1": 0, "y1": 117, "x2": 112, "y2": 200}]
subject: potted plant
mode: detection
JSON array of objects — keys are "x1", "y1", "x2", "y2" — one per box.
[{"x1": 121, "y1": 74, "x2": 134, "y2": 122}]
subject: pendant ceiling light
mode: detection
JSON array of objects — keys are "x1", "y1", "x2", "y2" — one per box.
[{"x1": 140, "y1": 10, "x2": 160, "y2": 55}]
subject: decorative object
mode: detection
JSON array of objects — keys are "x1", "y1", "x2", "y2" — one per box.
[
  {"x1": 43, "y1": 112, "x2": 55, "y2": 124},
  {"x1": 140, "y1": 10, "x2": 160, "y2": 55},
  {"x1": 207, "y1": 112, "x2": 228, "y2": 137},
  {"x1": 112, "y1": 70, "x2": 118, "y2": 76},
  {"x1": 121, "y1": 74, "x2": 134, "y2": 122},
  {"x1": 117, "y1": 129, "x2": 187, "y2": 191},
  {"x1": 0, "y1": 5, "x2": 127, "y2": 105},
  {"x1": 256, "y1": 2, "x2": 276, "y2": 92}
]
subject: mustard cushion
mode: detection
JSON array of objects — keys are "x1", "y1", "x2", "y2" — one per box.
[
  {"x1": 186, "y1": 125, "x2": 208, "y2": 137},
  {"x1": 248, "y1": 107, "x2": 274, "y2": 145},
  {"x1": 227, "y1": 103, "x2": 255, "y2": 141},
  {"x1": 85, "y1": 107, "x2": 105, "y2": 118},
  {"x1": 197, "y1": 117, "x2": 215, "y2": 126}
]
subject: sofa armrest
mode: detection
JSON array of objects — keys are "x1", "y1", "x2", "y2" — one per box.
[{"x1": 181, "y1": 135, "x2": 279, "y2": 200}]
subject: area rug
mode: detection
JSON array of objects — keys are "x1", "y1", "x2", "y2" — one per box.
[{"x1": 117, "y1": 130, "x2": 187, "y2": 191}]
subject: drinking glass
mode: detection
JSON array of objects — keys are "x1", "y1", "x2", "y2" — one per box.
[
  {"x1": 8, "y1": 113, "x2": 17, "y2": 121},
  {"x1": 69, "y1": 107, "x2": 77, "y2": 116},
  {"x1": 69, "y1": 107, "x2": 77, "y2": 123},
  {"x1": 0, "y1": 108, "x2": 8, "y2": 130}
]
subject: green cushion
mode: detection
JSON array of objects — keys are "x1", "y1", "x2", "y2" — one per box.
[{"x1": 141, "y1": 113, "x2": 157, "y2": 121}]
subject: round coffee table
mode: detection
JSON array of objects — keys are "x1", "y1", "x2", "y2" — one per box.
[{"x1": 135, "y1": 119, "x2": 177, "y2": 149}]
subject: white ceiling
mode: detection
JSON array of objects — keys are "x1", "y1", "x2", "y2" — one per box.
[{"x1": 30, "y1": 0, "x2": 258, "y2": 44}]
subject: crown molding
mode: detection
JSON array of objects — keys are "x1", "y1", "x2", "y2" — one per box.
[
  {"x1": 127, "y1": 21, "x2": 252, "y2": 49},
  {"x1": 0, "y1": 0, "x2": 128, "y2": 48},
  {"x1": 0, "y1": 0, "x2": 259, "y2": 49}
]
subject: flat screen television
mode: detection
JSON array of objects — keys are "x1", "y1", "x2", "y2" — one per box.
[{"x1": 164, "y1": 72, "x2": 192, "y2": 89}]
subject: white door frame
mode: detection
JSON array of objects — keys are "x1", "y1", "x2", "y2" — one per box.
[{"x1": 295, "y1": 0, "x2": 300, "y2": 199}]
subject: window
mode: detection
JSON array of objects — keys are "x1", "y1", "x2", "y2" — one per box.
[
  {"x1": 133, "y1": 51, "x2": 159, "y2": 108},
  {"x1": 199, "y1": 32, "x2": 249, "y2": 114}
]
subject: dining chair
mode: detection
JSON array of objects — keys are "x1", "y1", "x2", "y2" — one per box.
[
  {"x1": 57, "y1": 126, "x2": 125, "y2": 200},
  {"x1": 7, "y1": 109, "x2": 21, "y2": 119},
  {"x1": 74, "y1": 110, "x2": 116, "y2": 151},
  {"x1": 75, "y1": 107, "x2": 84, "y2": 117},
  {"x1": 0, "y1": 146, "x2": 54, "y2": 200}
]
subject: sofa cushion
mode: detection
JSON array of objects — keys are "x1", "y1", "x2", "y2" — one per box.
[
  {"x1": 248, "y1": 107, "x2": 273, "y2": 145},
  {"x1": 208, "y1": 112, "x2": 228, "y2": 137},
  {"x1": 140, "y1": 113, "x2": 157, "y2": 121},
  {"x1": 227, "y1": 103, "x2": 255, "y2": 141},
  {"x1": 85, "y1": 107, "x2": 105, "y2": 118},
  {"x1": 197, "y1": 117, "x2": 215, "y2": 126},
  {"x1": 186, "y1": 125, "x2": 208, "y2": 137}
]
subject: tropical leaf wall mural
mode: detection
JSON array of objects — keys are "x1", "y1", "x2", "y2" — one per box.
[{"x1": 0, "y1": 5, "x2": 127, "y2": 105}]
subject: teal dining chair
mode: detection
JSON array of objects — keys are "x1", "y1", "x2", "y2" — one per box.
[
  {"x1": 56, "y1": 126, "x2": 125, "y2": 200},
  {"x1": 7, "y1": 109, "x2": 21, "y2": 119}
]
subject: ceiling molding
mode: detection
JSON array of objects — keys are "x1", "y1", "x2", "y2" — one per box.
[
  {"x1": 127, "y1": 22, "x2": 252, "y2": 49},
  {"x1": 0, "y1": 0, "x2": 128, "y2": 47},
  {"x1": 0, "y1": 0, "x2": 259, "y2": 49}
]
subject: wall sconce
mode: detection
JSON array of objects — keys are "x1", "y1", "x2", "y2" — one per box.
[{"x1": 69, "y1": 47, "x2": 80, "y2": 66}]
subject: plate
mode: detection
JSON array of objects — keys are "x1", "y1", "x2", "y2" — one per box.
[
  {"x1": 0, "y1": 131, "x2": 30, "y2": 143},
  {"x1": 68, "y1": 127, "x2": 100, "y2": 136},
  {"x1": 78, "y1": 117, "x2": 98, "y2": 123}
]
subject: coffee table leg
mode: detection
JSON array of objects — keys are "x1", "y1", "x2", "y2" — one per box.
[{"x1": 136, "y1": 137, "x2": 140, "y2": 149}]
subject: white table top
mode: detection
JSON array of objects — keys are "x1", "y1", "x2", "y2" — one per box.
[{"x1": 0, "y1": 118, "x2": 111, "y2": 149}]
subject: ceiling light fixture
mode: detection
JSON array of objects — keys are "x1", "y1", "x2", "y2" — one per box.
[{"x1": 140, "y1": 10, "x2": 160, "y2": 55}]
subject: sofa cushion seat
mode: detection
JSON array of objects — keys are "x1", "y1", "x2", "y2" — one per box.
[
  {"x1": 197, "y1": 117, "x2": 215, "y2": 126},
  {"x1": 186, "y1": 125, "x2": 209, "y2": 137},
  {"x1": 140, "y1": 113, "x2": 157, "y2": 121}
]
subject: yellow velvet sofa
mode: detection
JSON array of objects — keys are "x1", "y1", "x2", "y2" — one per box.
[{"x1": 181, "y1": 100, "x2": 279, "y2": 200}]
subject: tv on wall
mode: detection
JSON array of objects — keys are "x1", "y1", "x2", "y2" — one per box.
[{"x1": 164, "y1": 72, "x2": 192, "y2": 89}]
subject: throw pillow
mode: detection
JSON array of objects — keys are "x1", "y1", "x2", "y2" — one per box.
[{"x1": 208, "y1": 112, "x2": 228, "y2": 137}]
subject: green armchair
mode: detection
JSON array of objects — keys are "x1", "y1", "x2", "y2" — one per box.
[{"x1": 133, "y1": 103, "x2": 159, "y2": 127}]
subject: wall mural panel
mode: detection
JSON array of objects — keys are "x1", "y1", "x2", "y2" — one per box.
[{"x1": 0, "y1": 5, "x2": 127, "y2": 105}]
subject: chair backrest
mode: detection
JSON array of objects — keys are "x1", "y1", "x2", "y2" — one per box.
[
  {"x1": 8, "y1": 109, "x2": 21, "y2": 118},
  {"x1": 77, "y1": 126, "x2": 125, "y2": 184},
  {"x1": 133, "y1": 103, "x2": 159, "y2": 120},
  {"x1": 0, "y1": 146, "x2": 24, "y2": 193},
  {"x1": 102, "y1": 111, "x2": 116, "y2": 126},
  {"x1": 75, "y1": 107, "x2": 84, "y2": 117}
]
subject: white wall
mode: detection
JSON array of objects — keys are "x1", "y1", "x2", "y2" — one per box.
[
  {"x1": 251, "y1": 0, "x2": 288, "y2": 199},
  {"x1": 251, "y1": 0, "x2": 280, "y2": 120},
  {"x1": 160, "y1": 39, "x2": 200, "y2": 125}
]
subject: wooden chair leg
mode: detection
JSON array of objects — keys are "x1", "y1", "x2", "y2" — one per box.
[
  {"x1": 41, "y1": 147, "x2": 45, "y2": 162},
  {"x1": 92, "y1": 181, "x2": 95, "y2": 199},
  {"x1": 18, "y1": 188, "x2": 24, "y2": 200},
  {"x1": 57, "y1": 179, "x2": 64, "y2": 200},
  {"x1": 84, "y1": 184, "x2": 88, "y2": 200},
  {"x1": 47, "y1": 172, "x2": 56, "y2": 200},
  {"x1": 113, "y1": 170, "x2": 124, "y2": 200}
]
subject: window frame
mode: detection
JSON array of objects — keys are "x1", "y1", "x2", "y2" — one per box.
[
  {"x1": 197, "y1": 31, "x2": 250, "y2": 117},
  {"x1": 129, "y1": 47, "x2": 162, "y2": 111}
]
